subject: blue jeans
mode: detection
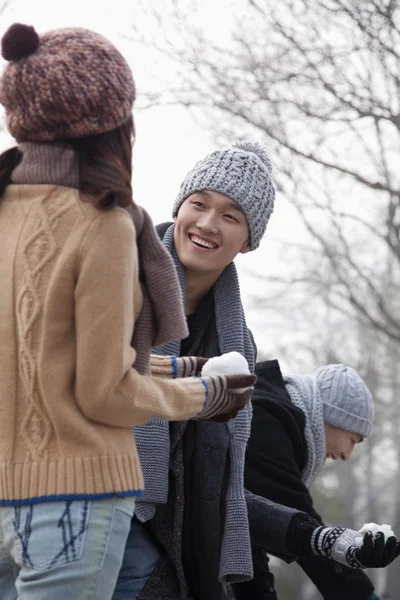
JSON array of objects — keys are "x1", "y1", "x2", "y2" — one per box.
[
  {"x1": 112, "y1": 517, "x2": 163, "y2": 599},
  {"x1": 0, "y1": 496, "x2": 135, "y2": 600}
]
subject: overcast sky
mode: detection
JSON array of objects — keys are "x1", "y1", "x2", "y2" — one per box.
[
  {"x1": 0, "y1": 0, "x2": 227, "y2": 224},
  {"x1": 0, "y1": 0, "x2": 300, "y2": 357}
]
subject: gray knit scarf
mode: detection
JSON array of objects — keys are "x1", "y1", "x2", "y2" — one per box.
[
  {"x1": 135, "y1": 223, "x2": 255, "y2": 581},
  {"x1": 12, "y1": 142, "x2": 188, "y2": 375},
  {"x1": 284, "y1": 375, "x2": 326, "y2": 486}
]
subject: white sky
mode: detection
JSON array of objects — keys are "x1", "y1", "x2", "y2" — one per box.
[
  {"x1": 0, "y1": 0, "x2": 225, "y2": 226},
  {"x1": 0, "y1": 0, "x2": 314, "y2": 359},
  {"x1": 2, "y1": 7, "x2": 397, "y2": 544}
]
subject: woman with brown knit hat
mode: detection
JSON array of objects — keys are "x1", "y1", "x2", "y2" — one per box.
[{"x1": 0, "y1": 23, "x2": 255, "y2": 600}]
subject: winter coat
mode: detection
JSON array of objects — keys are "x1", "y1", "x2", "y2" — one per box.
[
  {"x1": 138, "y1": 228, "x2": 301, "y2": 600},
  {"x1": 233, "y1": 359, "x2": 375, "y2": 600}
]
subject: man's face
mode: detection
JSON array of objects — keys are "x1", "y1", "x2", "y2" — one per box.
[
  {"x1": 174, "y1": 190, "x2": 251, "y2": 276},
  {"x1": 324, "y1": 423, "x2": 363, "y2": 461}
]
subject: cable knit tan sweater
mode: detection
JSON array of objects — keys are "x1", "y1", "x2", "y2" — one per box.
[{"x1": 0, "y1": 184, "x2": 211, "y2": 504}]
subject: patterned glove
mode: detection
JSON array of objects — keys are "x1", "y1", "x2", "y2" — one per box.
[
  {"x1": 175, "y1": 356, "x2": 208, "y2": 378},
  {"x1": 311, "y1": 526, "x2": 400, "y2": 569},
  {"x1": 196, "y1": 374, "x2": 256, "y2": 422},
  {"x1": 149, "y1": 354, "x2": 208, "y2": 379}
]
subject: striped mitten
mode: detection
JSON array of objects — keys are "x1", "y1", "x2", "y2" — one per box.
[{"x1": 197, "y1": 374, "x2": 256, "y2": 422}]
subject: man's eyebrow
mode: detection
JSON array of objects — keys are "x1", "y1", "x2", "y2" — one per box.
[
  {"x1": 198, "y1": 190, "x2": 243, "y2": 212},
  {"x1": 226, "y1": 201, "x2": 243, "y2": 213}
]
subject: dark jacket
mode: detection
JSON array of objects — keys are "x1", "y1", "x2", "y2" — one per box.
[
  {"x1": 139, "y1": 227, "x2": 302, "y2": 600},
  {"x1": 234, "y1": 360, "x2": 375, "y2": 600},
  {"x1": 139, "y1": 224, "x2": 252, "y2": 600}
]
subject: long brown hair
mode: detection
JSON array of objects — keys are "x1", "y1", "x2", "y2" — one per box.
[{"x1": 0, "y1": 115, "x2": 135, "y2": 210}]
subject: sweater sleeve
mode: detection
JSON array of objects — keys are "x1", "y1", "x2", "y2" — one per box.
[
  {"x1": 74, "y1": 209, "x2": 209, "y2": 427},
  {"x1": 149, "y1": 354, "x2": 178, "y2": 379}
]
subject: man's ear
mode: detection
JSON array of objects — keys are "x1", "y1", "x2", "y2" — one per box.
[{"x1": 240, "y1": 242, "x2": 251, "y2": 255}]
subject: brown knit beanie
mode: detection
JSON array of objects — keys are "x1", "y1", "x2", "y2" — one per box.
[{"x1": 0, "y1": 23, "x2": 136, "y2": 142}]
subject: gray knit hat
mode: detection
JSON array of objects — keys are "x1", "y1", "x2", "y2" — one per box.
[
  {"x1": 315, "y1": 364, "x2": 374, "y2": 438},
  {"x1": 172, "y1": 141, "x2": 275, "y2": 250}
]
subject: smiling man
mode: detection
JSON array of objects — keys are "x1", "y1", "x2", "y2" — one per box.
[
  {"x1": 173, "y1": 189, "x2": 251, "y2": 313},
  {"x1": 113, "y1": 141, "x2": 275, "y2": 600},
  {"x1": 233, "y1": 360, "x2": 379, "y2": 600}
]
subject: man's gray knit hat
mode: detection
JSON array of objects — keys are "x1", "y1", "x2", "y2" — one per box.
[
  {"x1": 172, "y1": 141, "x2": 275, "y2": 250},
  {"x1": 315, "y1": 364, "x2": 374, "y2": 438}
]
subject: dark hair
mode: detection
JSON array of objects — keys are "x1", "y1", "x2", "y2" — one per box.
[
  {"x1": 0, "y1": 146, "x2": 22, "y2": 196},
  {"x1": 0, "y1": 115, "x2": 135, "y2": 210},
  {"x1": 68, "y1": 115, "x2": 135, "y2": 210}
]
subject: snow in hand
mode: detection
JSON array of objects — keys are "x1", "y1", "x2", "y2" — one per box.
[
  {"x1": 355, "y1": 523, "x2": 394, "y2": 548},
  {"x1": 201, "y1": 352, "x2": 250, "y2": 392}
]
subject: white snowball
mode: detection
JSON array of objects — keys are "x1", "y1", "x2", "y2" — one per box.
[
  {"x1": 201, "y1": 352, "x2": 250, "y2": 392},
  {"x1": 355, "y1": 522, "x2": 394, "y2": 548}
]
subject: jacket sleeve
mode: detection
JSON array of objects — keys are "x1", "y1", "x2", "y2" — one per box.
[
  {"x1": 297, "y1": 555, "x2": 375, "y2": 600},
  {"x1": 74, "y1": 209, "x2": 209, "y2": 427},
  {"x1": 245, "y1": 489, "x2": 300, "y2": 562},
  {"x1": 246, "y1": 403, "x2": 375, "y2": 600}
]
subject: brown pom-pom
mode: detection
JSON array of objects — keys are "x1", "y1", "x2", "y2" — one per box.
[{"x1": 1, "y1": 23, "x2": 40, "y2": 61}]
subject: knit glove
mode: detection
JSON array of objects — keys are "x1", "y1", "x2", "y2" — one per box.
[
  {"x1": 311, "y1": 526, "x2": 400, "y2": 569},
  {"x1": 196, "y1": 374, "x2": 256, "y2": 423},
  {"x1": 175, "y1": 356, "x2": 208, "y2": 378},
  {"x1": 149, "y1": 354, "x2": 208, "y2": 379}
]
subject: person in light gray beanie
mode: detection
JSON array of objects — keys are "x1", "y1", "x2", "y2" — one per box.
[
  {"x1": 114, "y1": 141, "x2": 275, "y2": 600},
  {"x1": 172, "y1": 141, "x2": 275, "y2": 250},
  {"x1": 283, "y1": 363, "x2": 374, "y2": 487},
  {"x1": 233, "y1": 360, "x2": 386, "y2": 600},
  {"x1": 316, "y1": 364, "x2": 374, "y2": 438}
]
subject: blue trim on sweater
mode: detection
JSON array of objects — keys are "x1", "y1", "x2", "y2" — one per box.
[
  {"x1": 198, "y1": 377, "x2": 209, "y2": 413},
  {"x1": 0, "y1": 489, "x2": 144, "y2": 506},
  {"x1": 171, "y1": 355, "x2": 178, "y2": 379}
]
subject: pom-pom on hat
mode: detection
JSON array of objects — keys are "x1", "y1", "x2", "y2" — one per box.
[
  {"x1": 315, "y1": 364, "x2": 374, "y2": 438},
  {"x1": 1, "y1": 23, "x2": 39, "y2": 61},
  {"x1": 0, "y1": 23, "x2": 135, "y2": 142},
  {"x1": 172, "y1": 141, "x2": 275, "y2": 250}
]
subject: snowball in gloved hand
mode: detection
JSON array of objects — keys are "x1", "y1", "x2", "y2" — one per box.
[
  {"x1": 201, "y1": 352, "x2": 251, "y2": 393},
  {"x1": 355, "y1": 523, "x2": 394, "y2": 548}
]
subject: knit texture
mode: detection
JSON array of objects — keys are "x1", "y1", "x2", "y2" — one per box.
[
  {"x1": 12, "y1": 142, "x2": 79, "y2": 187},
  {"x1": 12, "y1": 142, "x2": 189, "y2": 377},
  {"x1": 0, "y1": 184, "x2": 213, "y2": 504},
  {"x1": 0, "y1": 25, "x2": 135, "y2": 141},
  {"x1": 315, "y1": 365, "x2": 374, "y2": 438},
  {"x1": 284, "y1": 376, "x2": 326, "y2": 486},
  {"x1": 311, "y1": 526, "x2": 363, "y2": 569},
  {"x1": 172, "y1": 141, "x2": 275, "y2": 250},
  {"x1": 135, "y1": 223, "x2": 254, "y2": 583}
]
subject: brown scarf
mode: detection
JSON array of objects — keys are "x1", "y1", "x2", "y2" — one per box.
[{"x1": 12, "y1": 142, "x2": 188, "y2": 374}]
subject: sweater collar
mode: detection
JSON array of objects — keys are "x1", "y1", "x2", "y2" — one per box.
[{"x1": 12, "y1": 142, "x2": 79, "y2": 189}]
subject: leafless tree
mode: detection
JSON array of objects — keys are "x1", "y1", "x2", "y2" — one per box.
[
  {"x1": 131, "y1": 0, "x2": 400, "y2": 343},
  {"x1": 0, "y1": 0, "x2": 10, "y2": 20},
  {"x1": 129, "y1": 1, "x2": 400, "y2": 595}
]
